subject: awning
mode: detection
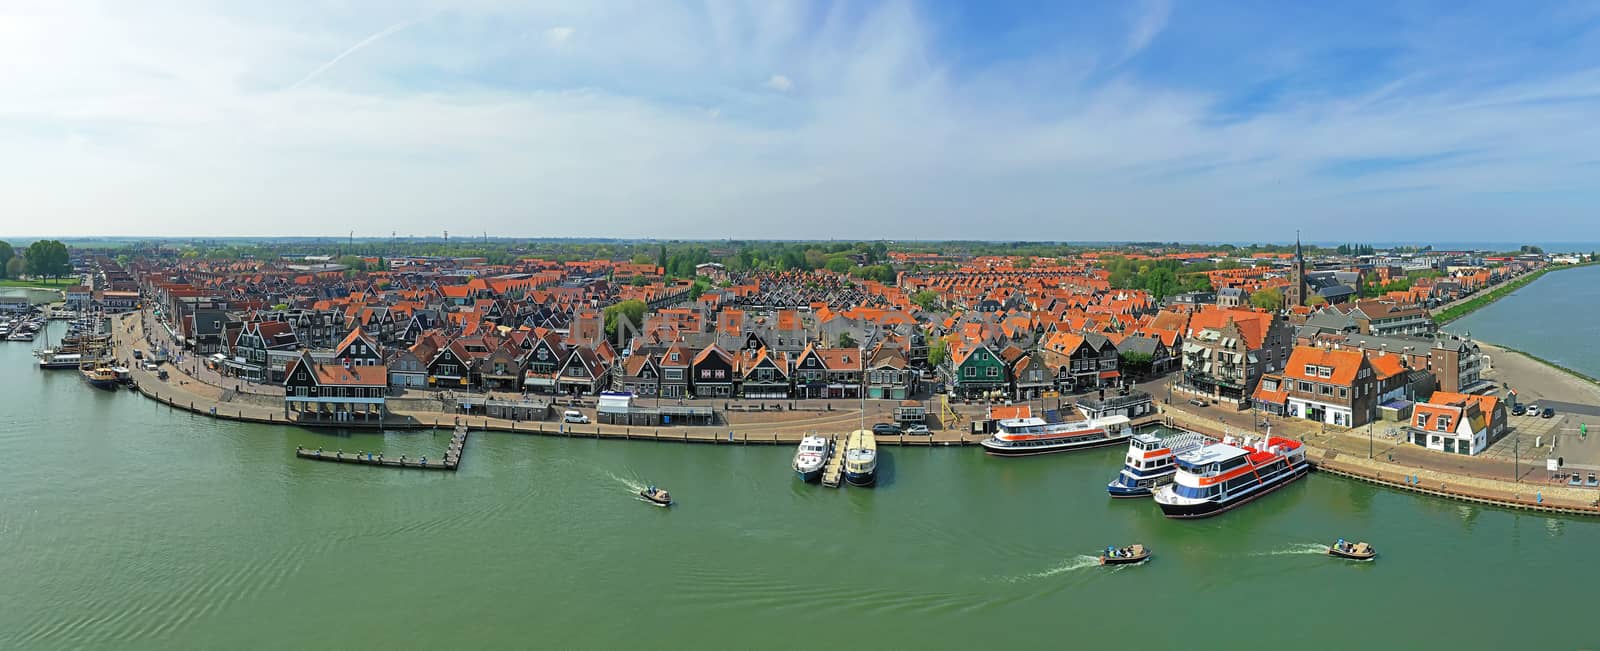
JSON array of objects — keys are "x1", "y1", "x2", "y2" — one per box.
[{"x1": 1099, "y1": 371, "x2": 1120, "y2": 379}]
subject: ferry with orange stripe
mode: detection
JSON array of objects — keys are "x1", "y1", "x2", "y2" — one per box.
[
  {"x1": 1106, "y1": 430, "x2": 1207, "y2": 498},
  {"x1": 1153, "y1": 434, "x2": 1308, "y2": 518},
  {"x1": 979, "y1": 415, "x2": 1132, "y2": 456}
]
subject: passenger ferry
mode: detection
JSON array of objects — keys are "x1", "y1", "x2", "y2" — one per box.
[
  {"x1": 1153, "y1": 435, "x2": 1309, "y2": 518},
  {"x1": 843, "y1": 429, "x2": 878, "y2": 487},
  {"x1": 1106, "y1": 430, "x2": 1208, "y2": 498},
  {"x1": 792, "y1": 434, "x2": 832, "y2": 483},
  {"x1": 980, "y1": 415, "x2": 1132, "y2": 457}
]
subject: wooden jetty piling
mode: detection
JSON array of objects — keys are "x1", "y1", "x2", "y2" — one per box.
[
  {"x1": 820, "y1": 434, "x2": 846, "y2": 488},
  {"x1": 296, "y1": 423, "x2": 471, "y2": 471}
]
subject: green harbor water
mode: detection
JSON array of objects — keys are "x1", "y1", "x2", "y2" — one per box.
[{"x1": 1, "y1": 322, "x2": 1596, "y2": 649}]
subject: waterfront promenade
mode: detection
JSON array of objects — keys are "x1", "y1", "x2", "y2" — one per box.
[
  {"x1": 111, "y1": 305, "x2": 1600, "y2": 514},
  {"x1": 113, "y1": 311, "x2": 992, "y2": 446}
]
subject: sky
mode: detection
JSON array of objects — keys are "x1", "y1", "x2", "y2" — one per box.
[{"x1": 3, "y1": 0, "x2": 1600, "y2": 241}]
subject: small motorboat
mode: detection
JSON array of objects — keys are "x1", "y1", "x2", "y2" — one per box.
[
  {"x1": 1328, "y1": 540, "x2": 1376, "y2": 560},
  {"x1": 639, "y1": 485, "x2": 672, "y2": 507},
  {"x1": 1099, "y1": 544, "x2": 1150, "y2": 565}
]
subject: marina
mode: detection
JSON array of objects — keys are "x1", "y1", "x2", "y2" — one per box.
[
  {"x1": 7, "y1": 344, "x2": 1595, "y2": 650},
  {"x1": 6, "y1": 282, "x2": 1600, "y2": 648}
]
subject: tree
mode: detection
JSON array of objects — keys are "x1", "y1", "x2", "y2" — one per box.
[
  {"x1": 5, "y1": 257, "x2": 23, "y2": 279},
  {"x1": 630, "y1": 275, "x2": 648, "y2": 287},
  {"x1": 911, "y1": 290, "x2": 941, "y2": 312},
  {"x1": 1013, "y1": 256, "x2": 1033, "y2": 269},
  {"x1": 824, "y1": 256, "x2": 853, "y2": 274},
  {"x1": 24, "y1": 240, "x2": 70, "y2": 280},
  {"x1": 928, "y1": 337, "x2": 949, "y2": 368},
  {"x1": 849, "y1": 264, "x2": 895, "y2": 283},
  {"x1": 1250, "y1": 287, "x2": 1283, "y2": 311},
  {"x1": 1306, "y1": 294, "x2": 1327, "y2": 307},
  {"x1": 337, "y1": 255, "x2": 368, "y2": 272},
  {"x1": 0, "y1": 241, "x2": 13, "y2": 279},
  {"x1": 603, "y1": 299, "x2": 647, "y2": 338},
  {"x1": 1119, "y1": 350, "x2": 1154, "y2": 376},
  {"x1": 688, "y1": 278, "x2": 710, "y2": 300},
  {"x1": 837, "y1": 331, "x2": 856, "y2": 348},
  {"x1": 1142, "y1": 267, "x2": 1178, "y2": 301}
]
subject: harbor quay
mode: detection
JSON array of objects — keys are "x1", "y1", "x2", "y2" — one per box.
[
  {"x1": 109, "y1": 306, "x2": 1600, "y2": 516},
  {"x1": 111, "y1": 310, "x2": 994, "y2": 447},
  {"x1": 1156, "y1": 390, "x2": 1600, "y2": 516}
]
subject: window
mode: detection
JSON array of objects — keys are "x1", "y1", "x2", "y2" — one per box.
[
  {"x1": 964, "y1": 366, "x2": 976, "y2": 378},
  {"x1": 1319, "y1": 385, "x2": 1332, "y2": 396},
  {"x1": 1304, "y1": 365, "x2": 1316, "y2": 375},
  {"x1": 1338, "y1": 388, "x2": 1347, "y2": 399},
  {"x1": 1298, "y1": 381, "x2": 1312, "y2": 392},
  {"x1": 1417, "y1": 414, "x2": 1429, "y2": 428},
  {"x1": 986, "y1": 367, "x2": 999, "y2": 378},
  {"x1": 1437, "y1": 416, "x2": 1451, "y2": 431},
  {"x1": 1318, "y1": 367, "x2": 1331, "y2": 378}
]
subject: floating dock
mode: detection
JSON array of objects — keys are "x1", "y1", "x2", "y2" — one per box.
[
  {"x1": 296, "y1": 423, "x2": 470, "y2": 471},
  {"x1": 820, "y1": 435, "x2": 846, "y2": 487}
]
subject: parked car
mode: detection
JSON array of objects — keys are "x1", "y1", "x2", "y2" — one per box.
[
  {"x1": 1511, "y1": 404, "x2": 1526, "y2": 416},
  {"x1": 1570, "y1": 473, "x2": 1583, "y2": 487},
  {"x1": 904, "y1": 424, "x2": 931, "y2": 435},
  {"x1": 1189, "y1": 398, "x2": 1208, "y2": 407},
  {"x1": 871, "y1": 422, "x2": 903, "y2": 436},
  {"x1": 1525, "y1": 403, "x2": 1540, "y2": 415},
  {"x1": 1543, "y1": 407, "x2": 1556, "y2": 419},
  {"x1": 562, "y1": 410, "x2": 589, "y2": 424},
  {"x1": 1586, "y1": 472, "x2": 1598, "y2": 488}
]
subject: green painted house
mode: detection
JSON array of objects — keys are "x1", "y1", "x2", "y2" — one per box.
[{"x1": 950, "y1": 343, "x2": 1007, "y2": 398}]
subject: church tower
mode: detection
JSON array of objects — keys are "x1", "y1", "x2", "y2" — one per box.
[{"x1": 1287, "y1": 232, "x2": 1309, "y2": 307}]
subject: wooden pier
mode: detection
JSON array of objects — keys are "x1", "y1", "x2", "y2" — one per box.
[
  {"x1": 820, "y1": 435, "x2": 846, "y2": 487},
  {"x1": 295, "y1": 423, "x2": 471, "y2": 471}
]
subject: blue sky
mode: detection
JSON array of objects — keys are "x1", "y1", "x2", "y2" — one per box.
[{"x1": 3, "y1": 1, "x2": 1599, "y2": 241}]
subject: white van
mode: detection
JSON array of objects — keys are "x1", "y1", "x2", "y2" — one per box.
[{"x1": 562, "y1": 410, "x2": 589, "y2": 424}]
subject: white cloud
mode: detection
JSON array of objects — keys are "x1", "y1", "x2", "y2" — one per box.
[
  {"x1": 1123, "y1": 0, "x2": 1170, "y2": 61},
  {"x1": 545, "y1": 26, "x2": 574, "y2": 45},
  {"x1": 764, "y1": 74, "x2": 793, "y2": 92},
  {"x1": 0, "y1": 1, "x2": 1596, "y2": 241}
]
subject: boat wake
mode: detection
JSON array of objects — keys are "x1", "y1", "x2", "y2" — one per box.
[
  {"x1": 996, "y1": 555, "x2": 1101, "y2": 583},
  {"x1": 1251, "y1": 543, "x2": 1329, "y2": 557},
  {"x1": 599, "y1": 469, "x2": 646, "y2": 494}
]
